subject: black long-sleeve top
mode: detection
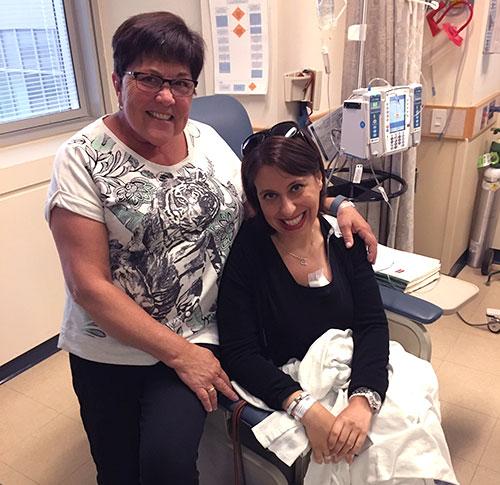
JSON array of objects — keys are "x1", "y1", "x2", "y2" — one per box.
[{"x1": 217, "y1": 215, "x2": 389, "y2": 411}]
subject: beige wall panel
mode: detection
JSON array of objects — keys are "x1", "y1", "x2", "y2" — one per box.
[
  {"x1": 421, "y1": 1, "x2": 496, "y2": 107},
  {"x1": 201, "y1": 0, "x2": 345, "y2": 127},
  {"x1": 442, "y1": 135, "x2": 491, "y2": 270},
  {"x1": 0, "y1": 185, "x2": 64, "y2": 365},
  {"x1": 415, "y1": 131, "x2": 495, "y2": 273},
  {"x1": 415, "y1": 140, "x2": 457, "y2": 261}
]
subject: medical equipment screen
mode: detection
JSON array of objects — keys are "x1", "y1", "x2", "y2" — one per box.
[{"x1": 389, "y1": 95, "x2": 406, "y2": 133}]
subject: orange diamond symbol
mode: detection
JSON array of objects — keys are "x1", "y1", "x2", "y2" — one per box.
[
  {"x1": 232, "y1": 7, "x2": 245, "y2": 21},
  {"x1": 248, "y1": 82, "x2": 257, "y2": 91},
  {"x1": 233, "y1": 24, "x2": 246, "y2": 37}
]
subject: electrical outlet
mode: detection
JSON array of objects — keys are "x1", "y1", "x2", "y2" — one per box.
[{"x1": 430, "y1": 108, "x2": 448, "y2": 134}]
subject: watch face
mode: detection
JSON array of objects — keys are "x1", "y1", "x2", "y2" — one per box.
[
  {"x1": 369, "y1": 392, "x2": 382, "y2": 412},
  {"x1": 352, "y1": 388, "x2": 381, "y2": 413},
  {"x1": 371, "y1": 394, "x2": 382, "y2": 412}
]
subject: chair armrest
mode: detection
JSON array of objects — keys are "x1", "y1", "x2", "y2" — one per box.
[
  {"x1": 219, "y1": 395, "x2": 272, "y2": 427},
  {"x1": 378, "y1": 284, "x2": 443, "y2": 324}
]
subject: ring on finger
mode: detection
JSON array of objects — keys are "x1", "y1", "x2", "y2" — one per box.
[{"x1": 206, "y1": 386, "x2": 216, "y2": 393}]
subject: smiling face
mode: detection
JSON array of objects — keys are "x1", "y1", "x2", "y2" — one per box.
[
  {"x1": 254, "y1": 165, "x2": 323, "y2": 236},
  {"x1": 112, "y1": 58, "x2": 193, "y2": 149}
]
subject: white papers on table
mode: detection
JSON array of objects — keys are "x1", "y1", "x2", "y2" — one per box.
[{"x1": 373, "y1": 244, "x2": 441, "y2": 293}]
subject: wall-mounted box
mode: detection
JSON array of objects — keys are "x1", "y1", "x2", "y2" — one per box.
[{"x1": 284, "y1": 70, "x2": 322, "y2": 111}]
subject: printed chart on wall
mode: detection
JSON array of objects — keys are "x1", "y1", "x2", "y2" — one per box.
[{"x1": 208, "y1": 0, "x2": 269, "y2": 95}]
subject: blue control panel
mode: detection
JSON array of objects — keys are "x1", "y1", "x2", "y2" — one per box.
[
  {"x1": 369, "y1": 94, "x2": 381, "y2": 140},
  {"x1": 413, "y1": 86, "x2": 422, "y2": 129}
]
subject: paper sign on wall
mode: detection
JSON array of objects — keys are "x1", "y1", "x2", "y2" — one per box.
[
  {"x1": 484, "y1": 0, "x2": 500, "y2": 54},
  {"x1": 208, "y1": 0, "x2": 269, "y2": 95}
]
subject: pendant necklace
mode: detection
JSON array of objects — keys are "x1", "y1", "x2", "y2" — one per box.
[
  {"x1": 274, "y1": 235, "x2": 319, "y2": 267},
  {"x1": 285, "y1": 251, "x2": 308, "y2": 266}
]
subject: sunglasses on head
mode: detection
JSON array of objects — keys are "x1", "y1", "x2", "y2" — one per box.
[{"x1": 241, "y1": 121, "x2": 311, "y2": 158}]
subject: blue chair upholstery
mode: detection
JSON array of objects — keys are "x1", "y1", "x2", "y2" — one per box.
[{"x1": 191, "y1": 94, "x2": 253, "y2": 158}]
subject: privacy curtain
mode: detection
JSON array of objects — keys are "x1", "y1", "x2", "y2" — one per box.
[{"x1": 341, "y1": 0, "x2": 426, "y2": 250}]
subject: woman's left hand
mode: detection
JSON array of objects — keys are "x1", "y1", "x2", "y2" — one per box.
[
  {"x1": 327, "y1": 396, "x2": 373, "y2": 464},
  {"x1": 336, "y1": 204, "x2": 378, "y2": 263}
]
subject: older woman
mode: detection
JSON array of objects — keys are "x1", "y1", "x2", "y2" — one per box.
[{"x1": 45, "y1": 11, "x2": 376, "y2": 485}]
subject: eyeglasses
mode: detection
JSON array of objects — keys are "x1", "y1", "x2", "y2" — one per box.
[
  {"x1": 125, "y1": 71, "x2": 198, "y2": 97},
  {"x1": 241, "y1": 121, "x2": 310, "y2": 158}
]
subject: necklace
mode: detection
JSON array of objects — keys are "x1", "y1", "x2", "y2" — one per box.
[
  {"x1": 285, "y1": 251, "x2": 308, "y2": 266},
  {"x1": 273, "y1": 233, "x2": 321, "y2": 267}
]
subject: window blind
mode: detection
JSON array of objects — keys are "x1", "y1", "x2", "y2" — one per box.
[{"x1": 0, "y1": 0, "x2": 80, "y2": 125}]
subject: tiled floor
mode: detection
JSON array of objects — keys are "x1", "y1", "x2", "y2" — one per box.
[{"x1": 0, "y1": 266, "x2": 499, "y2": 484}]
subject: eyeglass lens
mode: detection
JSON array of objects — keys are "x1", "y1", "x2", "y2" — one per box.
[{"x1": 133, "y1": 73, "x2": 196, "y2": 96}]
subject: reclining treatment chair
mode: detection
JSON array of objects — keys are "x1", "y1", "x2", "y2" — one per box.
[{"x1": 191, "y1": 94, "x2": 444, "y2": 485}]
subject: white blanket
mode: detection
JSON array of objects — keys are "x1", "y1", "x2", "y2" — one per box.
[{"x1": 233, "y1": 329, "x2": 458, "y2": 485}]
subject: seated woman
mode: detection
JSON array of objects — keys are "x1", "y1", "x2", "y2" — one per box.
[{"x1": 217, "y1": 125, "x2": 457, "y2": 484}]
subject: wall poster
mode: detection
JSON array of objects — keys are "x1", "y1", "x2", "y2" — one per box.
[{"x1": 208, "y1": 0, "x2": 269, "y2": 94}]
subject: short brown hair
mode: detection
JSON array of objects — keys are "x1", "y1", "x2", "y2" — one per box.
[
  {"x1": 112, "y1": 12, "x2": 205, "y2": 81},
  {"x1": 241, "y1": 135, "x2": 326, "y2": 221}
]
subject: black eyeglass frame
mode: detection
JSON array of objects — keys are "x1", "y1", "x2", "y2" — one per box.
[
  {"x1": 241, "y1": 121, "x2": 314, "y2": 158},
  {"x1": 125, "y1": 71, "x2": 198, "y2": 97}
]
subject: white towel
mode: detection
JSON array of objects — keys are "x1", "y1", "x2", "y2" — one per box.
[{"x1": 235, "y1": 329, "x2": 458, "y2": 485}]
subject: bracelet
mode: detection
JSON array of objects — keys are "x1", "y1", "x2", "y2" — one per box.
[
  {"x1": 286, "y1": 391, "x2": 309, "y2": 416},
  {"x1": 291, "y1": 394, "x2": 317, "y2": 421},
  {"x1": 329, "y1": 196, "x2": 355, "y2": 217},
  {"x1": 349, "y1": 387, "x2": 382, "y2": 414}
]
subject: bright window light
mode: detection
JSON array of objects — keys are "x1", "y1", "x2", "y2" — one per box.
[{"x1": 0, "y1": 0, "x2": 80, "y2": 125}]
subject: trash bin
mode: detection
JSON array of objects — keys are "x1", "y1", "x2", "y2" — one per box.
[{"x1": 467, "y1": 166, "x2": 500, "y2": 268}]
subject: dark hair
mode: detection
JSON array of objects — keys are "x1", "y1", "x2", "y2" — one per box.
[
  {"x1": 112, "y1": 12, "x2": 205, "y2": 81},
  {"x1": 241, "y1": 135, "x2": 326, "y2": 222}
]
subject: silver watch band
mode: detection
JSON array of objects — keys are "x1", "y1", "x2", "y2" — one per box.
[{"x1": 349, "y1": 387, "x2": 382, "y2": 413}]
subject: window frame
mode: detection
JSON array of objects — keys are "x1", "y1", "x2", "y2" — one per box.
[{"x1": 0, "y1": 0, "x2": 107, "y2": 147}]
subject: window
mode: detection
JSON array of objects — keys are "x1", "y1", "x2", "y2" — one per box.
[{"x1": 0, "y1": 0, "x2": 105, "y2": 141}]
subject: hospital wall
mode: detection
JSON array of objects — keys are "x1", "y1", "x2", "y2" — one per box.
[
  {"x1": 416, "y1": 0, "x2": 500, "y2": 272},
  {"x1": 95, "y1": 0, "x2": 346, "y2": 124}
]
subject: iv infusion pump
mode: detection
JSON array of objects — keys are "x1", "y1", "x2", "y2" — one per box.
[{"x1": 340, "y1": 83, "x2": 422, "y2": 159}]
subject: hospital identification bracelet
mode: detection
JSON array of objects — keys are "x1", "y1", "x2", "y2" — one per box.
[{"x1": 286, "y1": 391, "x2": 317, "y2": 421}]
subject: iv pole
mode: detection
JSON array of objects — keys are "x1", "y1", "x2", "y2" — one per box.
[{"x1": 357, "y1": 0, "x2": 368, "y2": 88}]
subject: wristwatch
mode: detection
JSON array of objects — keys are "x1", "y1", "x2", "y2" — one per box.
[
  {"x1": 349, "y1": 387, "x2": 382, "y2": 414},
  {"x1": 329, "y1": 195, "x2": 355, "y2": 217}
]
